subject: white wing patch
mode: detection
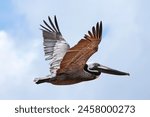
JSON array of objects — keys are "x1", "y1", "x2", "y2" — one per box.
[
  {"x1": 40, "y1": 16, "x2": 70, "y2": 78},
  {"x1": 44, "y1": 39, "x2": 69, "y2": 77}
]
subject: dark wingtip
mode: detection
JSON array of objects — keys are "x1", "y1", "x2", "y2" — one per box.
[
  {"x1": 40, "y1": 15, "x2": 62, "y2": 34},
  {"x1": 85, "y1": 20, "x2": 103, "y2": 39},
  {"x1": 100, "y1": 21, "x2": 102, "y2": 32},
  {"x1": 96, "y1": 22, "x2": 99, "y2": 38},
  {"x1": 94, "y1": 21, "x2": 102, "y2": 39},
  {"x1": 40, "y1": 24, "x2": 51, "y2": 32},
  {"x1": 54, "y1": 15, "x2": 61, "y2": 33},
  {"x1": 48, "y1": 16, "x2": 58, "y2": 32},
  {"x1": 92, "y1": 26, "x2": 96, "y2": 37},
  {"x1": 88, "y1": 31, "x2": 93, "y2": 38},
  {"x1": 98, "y1": 21, "x2": 102, "y2": 39},
  {"x1": 54, "y1": 15, "x2": 57, "y2": 20}
]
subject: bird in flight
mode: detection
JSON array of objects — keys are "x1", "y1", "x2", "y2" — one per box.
[{"x1": 34, "y1": 16, "x2": 129, "y2": 85}]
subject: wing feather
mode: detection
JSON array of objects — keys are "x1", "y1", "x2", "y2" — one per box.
[
  {"x1": 40, "y1": 16, "x2": 70, "y2": 77},
  {"x1": 48, "y1": 16, "x2": 58, "y2": 32},
  {"x1": 43, "y1": 20, "x2": 55, "y2": 32},
  {"x1": 54, "y1": 15, "x2": 61, "y2": 32},
  {"x1": 92, "y1": 26, "x2": 96, "y2": 37},
  {"x1": 57, "y1": 21, "x2": 102, "y2": 74}
]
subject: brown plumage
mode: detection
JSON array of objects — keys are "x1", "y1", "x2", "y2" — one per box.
[
  {"x1": 34, "y1": 16, "x2": 129, "y2": 85},
  {"x1": 57, "y1": 22, "x2": 102, "y2": 74}
]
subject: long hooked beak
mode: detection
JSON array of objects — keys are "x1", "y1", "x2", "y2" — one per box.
[{"x1": 97, "y1": 65, "x2": 130, "y2": 76}]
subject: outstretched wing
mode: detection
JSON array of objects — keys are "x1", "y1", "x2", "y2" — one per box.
[
  {"x1": 40, "y1": 16, "x2": 70, "y2": 77},
  {"x1": 57, "y1": 21, "x2": 102, "y2": 74}
]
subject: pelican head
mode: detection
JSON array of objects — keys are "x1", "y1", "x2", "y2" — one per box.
[{"x1": 85, "y1": 63, "x2": 130, "y2": 76}]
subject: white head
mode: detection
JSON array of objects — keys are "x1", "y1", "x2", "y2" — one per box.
[{"x1": 84, "y1": 63, "x2": 130, "y2": 76}]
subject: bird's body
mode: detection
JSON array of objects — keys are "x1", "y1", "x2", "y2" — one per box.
[
  {"x1": 42, "y1": 69, "x2": 96, "y2": 85},
  {"x1": 34, "y1": 16, "x2": 129, "y2": 85},
  {"x1": 35, "y1": 64, "x2": 97, "y2": 85}
]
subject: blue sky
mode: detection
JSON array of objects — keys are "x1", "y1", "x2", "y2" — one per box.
[{"x1": 0, "y1": 0, "x2": 150, "y2": 99}]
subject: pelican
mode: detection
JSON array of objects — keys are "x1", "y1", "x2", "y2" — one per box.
[{"x1": 34, "y1": 16, "x2": 129, "y2": 85}]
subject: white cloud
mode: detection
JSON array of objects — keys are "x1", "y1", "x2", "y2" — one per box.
[{"x1": 0, "y1": 31, "x2": 38, "y2": 90}]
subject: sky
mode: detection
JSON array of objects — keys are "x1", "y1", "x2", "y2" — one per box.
[{"x1": 0, "y1": 0, "x2": 150, "y2": 99}]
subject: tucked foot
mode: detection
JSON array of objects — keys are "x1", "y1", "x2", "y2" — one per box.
[{"x1": 34, "y1": 77, "x2": 50, "y2": 84}]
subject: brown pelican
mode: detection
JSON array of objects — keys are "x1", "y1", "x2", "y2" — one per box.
[{"x1": 34, "y1": 16, "x2": 129, "y2": 85}]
